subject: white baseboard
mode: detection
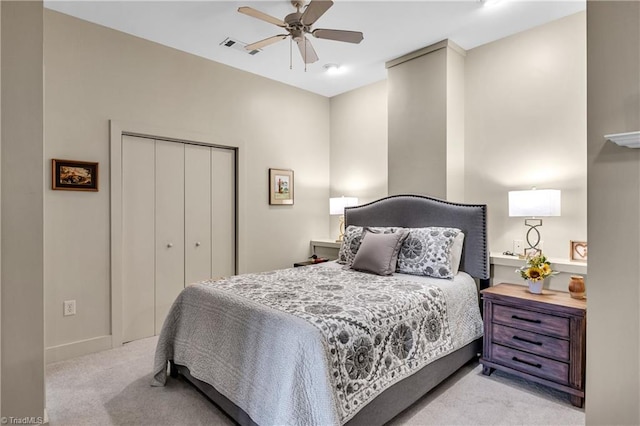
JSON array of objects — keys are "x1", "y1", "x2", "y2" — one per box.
[{"x1": 45, "y1": 335, "x2": 112, "y2": 364}]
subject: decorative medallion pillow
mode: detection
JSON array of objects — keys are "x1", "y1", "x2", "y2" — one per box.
[
  {"x1": 397, "y1": 227, "x2": 462, "y2": 279},
  {"x1": 351, "y1": 228, "x2": 409, "y2": 276},
  {"x1": 337, "y1": 225, "x2": 364, "y2": 265}
]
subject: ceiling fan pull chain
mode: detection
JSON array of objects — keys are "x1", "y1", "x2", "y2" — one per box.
[
  {"x1": 290, "y1": 37, "x2": 293, "y2": 70},
  {"x1": 304, "y1": 38, "x2": 307, "y2": 72}
]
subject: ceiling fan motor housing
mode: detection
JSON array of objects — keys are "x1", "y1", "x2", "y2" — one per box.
[{"x1": 285, "y1": 12, "x2": 310, "y2": 40}]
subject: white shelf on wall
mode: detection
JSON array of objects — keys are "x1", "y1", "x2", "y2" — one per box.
[
  {"x1": 311, "y1": 239, "x2": 341, "y2": 249},
  {"x1": 310, "y1": 239, "x2": 342, "y2": 260},
  {"x1": 490, "y1": 253, "x2": 587, "y2": 275},
  {"x1": 605, "y1": 131, "x2": 640, "y2": 148}
]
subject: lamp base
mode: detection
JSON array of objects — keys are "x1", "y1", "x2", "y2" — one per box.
[
  {"x1": 524, "y1": 218, "x2": 543, "y2": 256},
  {"x1": 336, "y1": 215, "x2": 346, "y2": 243}
]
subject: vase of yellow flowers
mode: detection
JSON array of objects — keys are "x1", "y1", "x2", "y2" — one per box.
[{"x1": 517, "y1": 252, "x2": 557, "y2": 294}]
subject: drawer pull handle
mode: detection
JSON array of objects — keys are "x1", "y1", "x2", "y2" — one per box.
[
  {"x1": 513, "y1": 335, "x2": 543, "y2": 346},
  {"x1": 512, "y1": 356, "x2": 542, "y2": 369},
  {"x1": 512, "y1": 315, "x2": 541, "y2": 324}
]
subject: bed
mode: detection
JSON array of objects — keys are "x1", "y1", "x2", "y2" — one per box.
[{"x1": 152, "y1": 194, "x2": 490, "y2": 425}]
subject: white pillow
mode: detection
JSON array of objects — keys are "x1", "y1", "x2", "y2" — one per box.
[{"x1": 450, "y1": 232, "x2": 465, "y2": 276}]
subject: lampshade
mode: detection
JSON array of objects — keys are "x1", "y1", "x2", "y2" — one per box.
[
  {"x1": 509, "y1": 189, "x2": 561, "y2": 217},
  {"x1": 330, "y1": 197, "x2": 358, "y2": 215}
]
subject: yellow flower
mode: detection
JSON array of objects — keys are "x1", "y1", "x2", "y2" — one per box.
[
  {"x1": 527, "y1": 267, "x2": 543, "y2": 281},
  {"x1": 542, "y1": 264, "x2": 551, "y2": 276}
]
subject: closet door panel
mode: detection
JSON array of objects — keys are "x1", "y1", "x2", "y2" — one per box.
[
  {"x1": 211, "y1": 147, "x2": 236, "y2": 277},
  {"x1": 122, "y1": 135, "x2": 155, "y2": 342},
  {"x1": 185, "y1": 144, "x2": 212, "y2": 284},
  {"x1": 155, "y1": 140, "x2": 185, "y2": 334}
]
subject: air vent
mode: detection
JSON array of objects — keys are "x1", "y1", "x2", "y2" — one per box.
[{"x1": 220, "y1": 37, "x2": 260, "y2": 56}]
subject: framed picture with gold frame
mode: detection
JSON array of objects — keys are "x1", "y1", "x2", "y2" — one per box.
[
  {"x1": 52, "y1": 159, "x2": 99, "y2": 191},
  {"x1": 570, "y1": 240, "x2": 588, "y2": 261},
  {"x1": 269, "y1": 168, "x2": 294, "y2": 205}
]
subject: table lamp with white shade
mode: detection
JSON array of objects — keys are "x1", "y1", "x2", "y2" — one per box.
[
  {"x1": 330, "y1": 196, "x2": 358, "y2": 242},
  {"x1": 508, "y1": 189, "x2": 561, "y2": 254}
]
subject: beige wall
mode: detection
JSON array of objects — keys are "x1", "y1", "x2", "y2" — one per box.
[
  {"x1": 387, "y1": 46, "x2": 447, "y2": 198},
  {"x1": 329, "y1": 80, "x2": 388, "y2": 239},
  {"x1": 1, "y1": 0, "x2": 45, "y2": 418},
  {"x1": 446, "y1": 45, "x2": 466, "y2": 203},
  {"x1": 465, "y1": 12, "x2": 587, "y2": 265},
  {"x1": 0, "y1": 1, "x2": 3, "y2": 415},
  {"x1": 586, "y1": 1, "x2": 640, "y2": 424},
  {"x1": 44, "y1": 10, "x2": 330, "y2": 355},
  {"x1": 344, "y1": 12, "x2": 586, "y2": 269}
]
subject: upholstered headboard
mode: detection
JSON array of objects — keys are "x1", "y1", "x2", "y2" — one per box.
[{"x1": 344, "y1": 194, "x2": 489, "y2": 285}]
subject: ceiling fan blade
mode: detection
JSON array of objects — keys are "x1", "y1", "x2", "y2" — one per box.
[
  {"x1": 238, "y1": 6, "x2": 286, "y2": 27},
  {"x1": 312, "y1": 28, "x2": 364, "y2": 44},
  {"x1": 245, "y1": 35, "x2": 288, "y2": 51},
  {"x1": 300, "y1": 0, "x2": 333, "y2": 26},
  {"x1": 296, "y1": 37, "x2": 319, "y2": 64}
]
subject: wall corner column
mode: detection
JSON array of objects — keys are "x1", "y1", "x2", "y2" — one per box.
[
  {"x1": 1, "y1": 0, "x2": 45, "y2": 419},
  {"x1": 387, "y1": 39, "x2": 466, "y2": 199}
]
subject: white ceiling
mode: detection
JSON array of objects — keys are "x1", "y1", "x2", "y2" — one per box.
[{"x1": 44, "y1": 0, "x2": 586, "y2": 98}]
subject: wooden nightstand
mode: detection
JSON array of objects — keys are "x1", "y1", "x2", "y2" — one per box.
[{"x1": 480, "y1": 283, "x2": 587, "y2": 407}]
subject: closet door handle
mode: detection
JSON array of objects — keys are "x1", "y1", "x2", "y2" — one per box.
[
  {"x1": 195, "y1": 242, "x2": 201, "y2": 247},
  {"x1": 167, "y1": 243, "x2": 173, "y2": 248}
]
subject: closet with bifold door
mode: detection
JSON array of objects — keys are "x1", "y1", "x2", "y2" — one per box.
[{"x1": 121, "y1": 135, "x2": 236, "y2": 343}]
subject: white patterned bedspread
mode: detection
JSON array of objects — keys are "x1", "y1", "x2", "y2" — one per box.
[{"x1": 152, "y1": 262, "x2": 483, "y2": 425}]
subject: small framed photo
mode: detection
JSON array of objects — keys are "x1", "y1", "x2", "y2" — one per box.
[
  {"x1": 52, "y1": 159, "x2": 99, "y2": 191},
  {"x1": 269, "y1": 168, "x2": 294, "y2": 205},
  {"x1": 570, "y1": 241, "x2": 588, "y2": 261},
  {"x1": 524, "y1": 247, "x2": 541, "y2": 258}
]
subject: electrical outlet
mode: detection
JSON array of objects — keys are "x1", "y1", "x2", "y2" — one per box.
[
  {"x1": 63, "y1": 300, "x2": 76, "y2": 316},
  {"x1": 513, "y1": 240, "x2": 524, "y2": 255}
]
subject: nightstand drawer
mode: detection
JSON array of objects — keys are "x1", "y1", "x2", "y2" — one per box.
[
  {"x1": 493, "y1": 304, "x2": 569, "y2": 338},
  {"x1": 492, "y1": 323, "x2": 569, "y2": 361},
  {"x1": 492, "y1": 344, "x2": 569, "y2": 385}
]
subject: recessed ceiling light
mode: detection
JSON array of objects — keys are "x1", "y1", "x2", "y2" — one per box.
[
  {"x1": 324, "y1": 63, "x2": 342, "y2": 75},
  {"x1": 482, "y1": 0, "x2": 506, "y2": 8}
]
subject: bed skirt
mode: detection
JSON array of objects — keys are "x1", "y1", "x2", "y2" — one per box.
[{"x1": 173, "y1": 338, "x2": 482, "y2": 426}]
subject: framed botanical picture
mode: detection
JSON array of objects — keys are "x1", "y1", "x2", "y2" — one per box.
[
  {"x1": 570, "y1": 241, "x2": 588, "y2": 261},
  {"x1": 52, "y1": 159, "x2": 99, "y2": 191},
  {"x1": 269, "y1": 168, "x2": 294, "y2": 205}
]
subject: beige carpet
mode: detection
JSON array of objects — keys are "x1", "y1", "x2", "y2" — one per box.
[{"x1": 46, "y1": 336, "x2": 584, "y2": 425}]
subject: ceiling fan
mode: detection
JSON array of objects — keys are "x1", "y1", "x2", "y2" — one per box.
[{"x1": 238, "y1": 0, "x2": 364, "y2": 67}]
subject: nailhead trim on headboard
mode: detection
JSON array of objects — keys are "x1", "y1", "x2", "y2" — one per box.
[{"x1": 344, "y1": 194, "x2": 489, "y2": 280}]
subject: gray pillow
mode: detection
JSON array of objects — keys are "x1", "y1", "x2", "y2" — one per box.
[
  {"x1": 337, "y1": 225, "x2": 401, "y2": 266},
  {"x1": 351, "y1": 229, "x2": 409, "y2": 276}
]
